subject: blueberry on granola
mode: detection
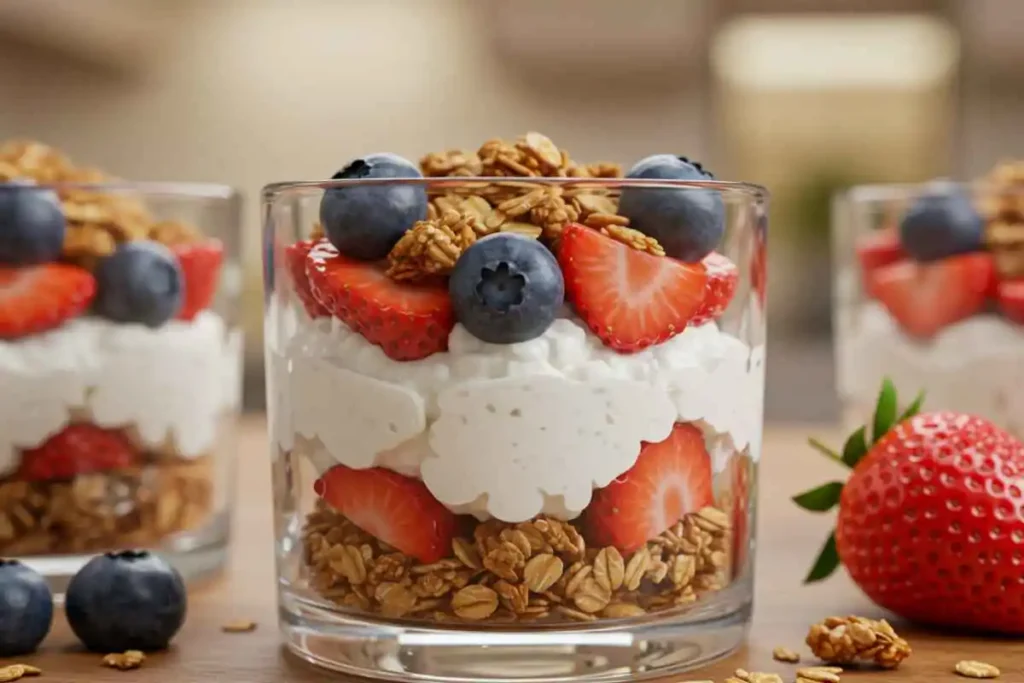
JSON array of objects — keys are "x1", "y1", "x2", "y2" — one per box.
[
  {"x1": 320, "y1": 153, "x2": 428, "y2": 261},
  {"x1": 94, "y1": 241, "x2": 183, "y2": 326},
  {"x1": 899, "y1": 182, "x2": 984, "y2": 262},
  {"x1": 0, "y1": 559, "x2": 53, "y2": 656},
  {"x1": 65, "y1": 550, "x2": 187, "y2": 652},
  {"x1": 449, "y1": 233, "x2": 564, "y2": 344},
  {"x1": 0, "y1": 183, "x2": 66, "y2": 265},
  {"x1": 619, "y1": 154, "x2": 725, "y2": 262}
]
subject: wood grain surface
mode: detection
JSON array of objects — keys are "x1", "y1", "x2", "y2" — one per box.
[{"x1": 5, "y1": 417, "x2": 1022, "y2": 682}]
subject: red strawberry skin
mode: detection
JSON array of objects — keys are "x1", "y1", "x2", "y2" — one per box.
[
  {"x1": 585, "y1": 422, "x2": 714, "y2": 553},
  {"x1": 306, "y1": 240, "x2": 454, "y2": 361},
  {"x1": 998, "y1": 279, "x2": 1024, "y2": 324},
  {"x1": 856, "y1": 230, "x2": 906, "y2": 277},
  {"x1": 285, "y1": 239, "x2": 328, "y2": 318},
  {"x1": 690, "y1": 252, "x2": 738, "y2": 326},
  {"x1": 868, "y1": 253, "x2": 994, "y2": 339},
  {"x1": 17, "y1": 424, "x2": 137, "y2": 481},
  {"x1": 0, "y1": 264, "x2": 96, "y2": 339},
  {"x1": 314, "y1": 464, "x2": 456, "y2": 563},
  {"x1": 172, "y1": 239, "x2": 224, "y2": 321},
  {"x1": 837, "y1": 412, "x2": 1024, "y2": 633},
  {"x1": 558, "y1": 223, "x2": 708, "y2": 353}
]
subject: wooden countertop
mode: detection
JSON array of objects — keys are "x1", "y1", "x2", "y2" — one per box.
[{"x1": 11, "y1": 417, "x2": 1024, "y2": 682}]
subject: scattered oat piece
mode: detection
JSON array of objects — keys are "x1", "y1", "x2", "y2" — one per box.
[
  {"x1": 0, "y1": 665, "x2": 41, "y2": 683},
  {"x1": 222, "y1": 619, "x2": 257, "y2": 633},
  {"x1": 797, "y1": 666, "x2": 842, "y2": 682},
  {"x1": 103, "y1": 650, "x2": 146, "y2": 670},
  {"x1": 772, "y1": 646, "x2": 801, "y2": 663},
  {"x1": 734, "y1": 668, "x2": 784, "y2": 683},
  {"x1": 806, "y1": 615, "x2": 910, "y2": 669},
  {"x1": 955, "y1": 660, "x2": 1001, "y2": 679}
]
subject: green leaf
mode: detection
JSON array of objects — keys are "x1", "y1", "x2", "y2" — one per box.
[
  {"x1": 804, "y1": 532, "x2": 840, "y2": 583},
  {"x1": 792, "y1": 482, "x2": 844, "y2": 512},
  {"x1": 897, "y1": 390, "x2": 926, "y2": 423},
  {"x1": 840, "y1": 426, "x2": 868, "y2": 467},
  {"x1": 807, "y1": 437, "x2": 845, "y2": 466},
  {"x1": 872, "y1": 378, "x2": 898, "y2": 443}
]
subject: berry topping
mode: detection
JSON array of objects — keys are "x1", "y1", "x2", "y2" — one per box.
[
  {"x1": 17, "y1": 424, "x2": 137, "y2": 481},
  {"x1": 94, "y1": 241, "x2": 183, "y2": 327},
  {"x1": 618, "y1": 154, "x2": 725, "y2": 262},
  {"x1": 689, "y1": 252, "x2": 738, "y2": 326},
  {"x1": 0, "y1": 184, "x2": 65, "y2": 265},
  {"x1": 449, "y1": 233, "x2": 564, "y2": 344},
  {"x1": 868, "y1": 253, "x2": 994, "y2": 339},
  {"x1": 315, "y1": 464, "x2": 457, "y2": 563},
  {"x1": 899, "y1": 185, "x2": 984, "y2": 262},
  {"x1": 855, "y1": 230, "x2": 906, "y2": 275},
  {"x1": 172, "y1": 239, "x2": 223, "y2": 321},
  {"x1": 319, "y1": 153, "x2": 428, "y2": 261},
  {"x1": 0, "y1": 263, "x2": 96, "y2": 339},
  {"x1": 65, "y1": 550, "x2": 187, "y2": 652},
  {"x1": 585, "y1": 422, "x2": 714, "y2": 553},
  {"x1": 0, "y1": 559, "x2": 52, "y2": 657},
  {"x1": 997, "y1": 279, "x2": 1024, "y2": 324},
  {"x1": 558, "y1": 223, "x2": 707, "y2": 352},
  {"x1": 285, "y1": 239, "x2": 329, "y2": 318},
  {"x1": 306, "y1": 240, "x2": 454, "y2": 360}
]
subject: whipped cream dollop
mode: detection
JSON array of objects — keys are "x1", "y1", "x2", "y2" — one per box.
[
  {"x1": 270, "y1": 299, "x2": 765, "y2": 521},
  {"x1": 0, "y1": 312, "x2": 243, "y2": 476}
]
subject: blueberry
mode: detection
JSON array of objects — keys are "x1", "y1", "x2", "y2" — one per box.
[
  {"x1": 899, "y1": 183, "x2": 984, "y2": 262},
  {"x1": 65, "y1": 550, "x2": 186, "y2": 652},
  {"x1": 0, "y1": 559, "x2": 53, "y2": 656},
  {"x1": 319, "y1": 153, "x2": 427, "y2": 261},
  {"x1": 94, "y1": 241, "x2": 183, "y2": 326},
  {"x1": 0, "y1": 183, "x2": 66, "y2": 265},
  {"x1": 618, "y1": 154, "x2": 725, "y2": 262},
  {"x1": 449, "y1": 234, "x2": 564, "y2": 344}
]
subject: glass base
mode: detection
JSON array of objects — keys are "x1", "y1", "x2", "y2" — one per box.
[
  {"x1": 16, "y1": 511, "x2": 230, "y2": 597},
  {"x1": 279, "y1": 582, "x2": 751, "y2": 683}
]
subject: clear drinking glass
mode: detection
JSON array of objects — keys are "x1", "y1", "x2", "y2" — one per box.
[
  {"x1": 264, "y1": 176, "x2": 768, "y2": 682},
  {"x1": 0, "y1": 180, "x2": 243, "y2": 591},
  {"x1": 834, "y1": 179, "x2": 1024, "y2": 437}
]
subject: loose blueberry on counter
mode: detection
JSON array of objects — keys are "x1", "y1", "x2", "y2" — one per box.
[
  {"x1": 0, "y1": 559, "x2": 53, "y2": 657},
  {"x1": 618, "y1": 154, "x2": 725, "y2": 262},
  {"x1": 899, "y1": 183, "x2": 984, "y2": 262},
  {"x1": 0, "y1": 184, "x2": 66, "y2": 265},
  {"x1": 449, "y1": 233, "x2": 564, "y2": 344},
  {"x1": 93, "y1": 241, "x2": 183, "y2": 326},
  {"x1": 319, "y1": 153, "x2": 428, "y2": 261},
  {"x1": 65, "y1": 550, "x2": 187, "y2": 653}
]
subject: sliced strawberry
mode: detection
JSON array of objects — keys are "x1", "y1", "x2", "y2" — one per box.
[
  {"x1": 869, "y1": 253, "x2": 994, "y2": 339},
  {"x1": 0, "y1": 264, "x2": 95, "y2": 339},
  {"x1": 172, "y1": 239, "x2": 224, "y2": 321},
  {"x1": 690, "y1": 252, "x2": 738, "y2": 326},
  {"x1": 558, "y1": 223, "x2": 707, "y2": 352},
  {"x1": 998, "y1": 279, "x2": 1024, "y2": 325},
  {"x1": 306, "y1": 240, "x2": 453, "y2": 361},
  {"x1": 314, "y1": 464, "x2": 456, "y2": 563},
  {"x1": 285, "y1": 239, "x2": 328, "y2": 318},
  {"x1": 856, "y1": 230, "x2": 906, "y2": 278},
  {"x1": 585, "y1": 422, "x2": 714, "y2": 553},
  {"x1": 17, "y1": 424, "x2": 137, "y2": 481}
]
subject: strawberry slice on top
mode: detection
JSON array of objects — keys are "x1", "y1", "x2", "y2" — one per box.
[
  {"x1": 284, "y1": 239, "x2": 329, "y2": 318},
  {"x1": 868, "y1": 252, "x2": 994, "y2": 339},
  {"x1": 306, "y1": 240, "x2": 454, "y2": 361},
  {"x1": 314, "y1": 464, "x2": 456, "y2": 564},
  {"x1": 0, "y1": 264, "x2": 96, "y2": 339},
  {"x1": 856, "y1": 230, "x2": 906, "y2": 278},
  {"x1": 585, "y1": 422, "x2": 714, "y2": 553},
  {"x1": 18, "y1": 424, "x2": 137, "y2": 481},
  {"x1": 690, "y1": 252, "x2": 738, "y2": 326},
  {"x1": 997, "y1": 279, "x2": 1024, "y2": 325},
  {"x1": 171, "y1": 239, "x2": 224, "y2": 321},
  {"x1": 558, "y1": 223, "x2": 708, "y2": 352}
]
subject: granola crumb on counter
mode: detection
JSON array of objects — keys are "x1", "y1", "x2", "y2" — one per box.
[
  {"x1": 772, "y1": 646, "x2": 801, "y2": 663},
  {"x1": 0, "y1": 665, "x2": 41, "y2": 683},
  {"x1": 731, "y1": 668, "x2": 784, "y2": 683},
  {"x1": 955, "y1": 660, "x2": 1001, "y2": 679},
  {"x1": 796, "y1": 666, "x2": 843, "y2": 683},
  {"x1": 221, "y1": 619, "x2": 258, "y2": 633},
  {"x1": 102, "y1": 650, "x2": 145, "y2": 670},
  {"x1": 805, "y1": 615, "x2": 911, "y2": 669}
]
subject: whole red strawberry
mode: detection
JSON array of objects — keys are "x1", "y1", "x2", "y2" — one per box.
[{"x1": 797, "y1": 379, "x2": 1024, "y2": 633}]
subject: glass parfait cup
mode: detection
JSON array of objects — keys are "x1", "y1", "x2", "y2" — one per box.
[
  {"x1": 0, "y1": 167, "x2": 243, "y2": 590},
  {"x1": 263, "y1": 175, "x2": 768, "y2": 682},
  {"x1": 833, "y1": 175, "x2": 1024, "y2": 438}
]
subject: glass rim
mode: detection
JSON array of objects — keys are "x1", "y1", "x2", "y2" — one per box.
[
  {"x1": 261, "y1": 176, "x2": 769, "y2": 202},
  {"x1": 0, "y1": 180, "x2": 239, "y2": 200},
  {"x1": 841, "y1": 179, "x2": 1024, "y2": 203}
]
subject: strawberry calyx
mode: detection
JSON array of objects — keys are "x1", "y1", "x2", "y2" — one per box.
[{"x1": 793, "y1": 378, "x2": 925, "y2": 583}]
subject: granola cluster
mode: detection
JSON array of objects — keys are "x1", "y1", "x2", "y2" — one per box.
[
  {"x1": 0, "y1": 139, "x2": 203, "y2": 270},
  {"x1": 383, "y1": 132, "x2": 658, "y2": 282},
  {"x1": 805, "y1": 615, "x2": 911, "y2": 669},
  {"x1": 980, "y1": 161, "x2": 1024, "y2": 278},
  {"x1": 0, "y1": 456, "x2": 213, "y2": 556},
  {"x1": 302, "y1": 499, "x2": 731, "y2": 624}
]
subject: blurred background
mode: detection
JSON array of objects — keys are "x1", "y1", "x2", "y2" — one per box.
[{"x1": 0, "y1": 0, "x2": 1020, "y2": 422}]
